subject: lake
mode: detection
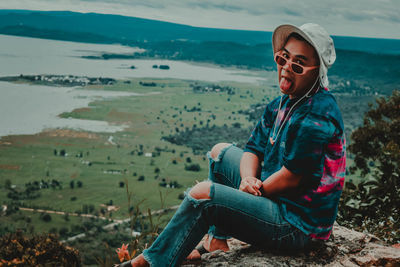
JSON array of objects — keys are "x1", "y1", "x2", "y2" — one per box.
[
  {"x1": 0, "y1": 34, "x2": 266, "y2": 83},
  {"x1": 0, "y1": 81, "x2": 154, "y2": 137},
  {"x1": 0, "y1": 34, "x2": 270, "y2": 138}
]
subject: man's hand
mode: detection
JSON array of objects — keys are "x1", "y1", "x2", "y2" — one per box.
[{"x1": 239, "y1": 176, "x2": 263, "y2": 196}]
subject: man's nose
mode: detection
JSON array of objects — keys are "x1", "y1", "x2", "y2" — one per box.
[{"x1": 282, "y1": 62, "x2": 290, "y2": 71}]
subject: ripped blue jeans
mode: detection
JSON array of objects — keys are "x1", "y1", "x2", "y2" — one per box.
[{"x1": 142, "y1": 144, "x2": 309, "y2": 267}]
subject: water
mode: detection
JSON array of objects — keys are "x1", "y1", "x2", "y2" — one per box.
[
  {"x1": 0, "y1": 34, "x2": 265, "y2": 83},
  {"x1": 0, "y1": 81, "x2": 154, "y2": 137}
]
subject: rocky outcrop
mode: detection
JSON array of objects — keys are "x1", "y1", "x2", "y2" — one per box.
[{"x1": 184, "y1": 225, "x2": 400, "y2": 266}]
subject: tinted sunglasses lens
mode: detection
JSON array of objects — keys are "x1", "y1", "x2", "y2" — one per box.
[
  {"x1": 291, "y1": 64, "x2": 304, "y2": 74},
  {"x1": 275, "y1": 55, "x2": 286, "y2": 66}
]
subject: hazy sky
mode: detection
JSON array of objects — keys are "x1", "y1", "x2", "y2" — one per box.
[{"x1": 1, "y1": 0, "x2": 400, "y2": 39}]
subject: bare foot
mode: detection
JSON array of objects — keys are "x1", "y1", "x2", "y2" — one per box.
[
  {"x1": 186, "y1": 235, "x2": 229, "y2": 260},
  {"x1": 130, "y1": 254, "x2": 149, "y2": 267}
]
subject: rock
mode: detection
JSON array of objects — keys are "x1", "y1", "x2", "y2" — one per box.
[{"x1": 182, "y1": 225, "x2": 400, "y2": 267}]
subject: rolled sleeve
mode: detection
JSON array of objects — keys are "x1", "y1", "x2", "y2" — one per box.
[{"x1": 244, "y1": 104, "x2": 273, "y2": 160}]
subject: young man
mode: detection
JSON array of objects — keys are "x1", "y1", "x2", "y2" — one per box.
[{"x1": 121, "y1": 23, "x2": 345, "y2": 267}]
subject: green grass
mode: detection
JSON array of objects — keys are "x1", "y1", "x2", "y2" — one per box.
[
  {"x1": 0, "y1": 209, "x2": 107, "y2": 236},
  {"x1": 0, "y1": 76, "x2": 362, "y2": 237},
  {"x1": 0, "y1": 77, "x2": 279, "y2": 234}
]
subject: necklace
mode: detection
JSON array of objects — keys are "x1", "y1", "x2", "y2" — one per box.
[
  {"x1": 269, "y1": 79, "x2": 320, "y2": 145},
  {"x1": 269, "y1": 95, "x2": 300, "y2": 145}
]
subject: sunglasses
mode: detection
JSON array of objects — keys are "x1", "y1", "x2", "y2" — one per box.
[{"x1": 274, "y1": 53, "x2": 319, "y2": 75}]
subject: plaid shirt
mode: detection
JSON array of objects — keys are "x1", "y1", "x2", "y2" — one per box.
[{"x1": 244, "y1": 88, "x2": 346, "y2": 239}]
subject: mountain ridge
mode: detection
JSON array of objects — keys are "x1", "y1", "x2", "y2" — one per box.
[{"x1": 1, "y1": 9, "x2": 400, "y2": 55}]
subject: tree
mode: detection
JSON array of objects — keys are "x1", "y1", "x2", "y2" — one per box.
[
  {"x1": 339, "y1": 90, "x2": 400, "y2": 243},
  {"x1": 41, "y1": 213, "x2": 52, "y2": 222},
  {"x1": 185, "y1": 163, "x2": 201, "y2": 172},
  {"x1": 4, "y1": 179, "x2": 11, "y2": 189}
]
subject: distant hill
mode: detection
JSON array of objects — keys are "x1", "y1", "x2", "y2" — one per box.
[
  {"x1": 0, "y1": 9, "x2": 271, "y2": 45},
  {"x1": 1, "y1": 9, "x2": 400, "y2": 55},
  {"x1": 0, "y1": 9, "x2": 399, "y2": 97}
]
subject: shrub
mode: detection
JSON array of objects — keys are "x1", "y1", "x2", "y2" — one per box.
[
  {"x1": 40, "y1": 213, "x2": 52, "y2": 222},
  {"x1": 0, "y1": 231, "x2": 81, "y2": 266},
  {"x1": 339, "y1": 90, "x2": 400, "y2": 243},
  {"x1": 59, "y1": 227, "x2": 69, "y2": 236},
  {"x1": 184, "y1": 163, "x2": 201, "y2": 172}
]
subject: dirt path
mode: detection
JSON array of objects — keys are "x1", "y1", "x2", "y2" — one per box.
[
  {"x1": 61, "y1": 205, "x2": 180, "y2": 243},
  {"x1": 19, "y1": 207, "x2": 111, "y2": 221},
  {"x1": 18, "y1": 205, "x2": 179, "y2": 242}
]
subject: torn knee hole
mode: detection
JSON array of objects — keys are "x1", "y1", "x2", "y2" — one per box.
[
  {"x1": 189, "y1": 181, "x2": 212, "y2": 200},
  {"x1": 210, "y1": 143, "x2": 231, "y2": 160}
]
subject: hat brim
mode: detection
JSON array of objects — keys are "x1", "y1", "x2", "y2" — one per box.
[{"x1": 272, "y1": 24, "x2": 315, "y2": 54}]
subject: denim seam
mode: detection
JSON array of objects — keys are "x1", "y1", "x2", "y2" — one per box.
[
  {"x1": 208, "y1": 144, "x2": 238, "y2": 188},
  {"x1": 169, "y1": 213, "x2": 202, "y2": 266},
  {"x1": 213, "y1": 171, "x2": 236, "y2": 188},
  {"x1": 169, "y1": 186, "x2": 215, "y2": 266},
  {"x1": 277, "y1": 227, "x2": 301, "y2": 241},
  {"x1": 204, "y1": 202, "x2": 289, "y2": 228},
  {"x1": 209, "y1": 182, "x2": 215, "y2": 199},
  {"x1": 169, "y1": 196, "x2": 215, "y2": 267}
]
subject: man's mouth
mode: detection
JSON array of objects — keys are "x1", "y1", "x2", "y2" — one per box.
[{"x1": 279, "y1": 77, "x2": 293, "y2": 91}]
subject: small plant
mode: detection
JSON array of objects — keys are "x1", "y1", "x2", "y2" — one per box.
[
  {"x1": 116, "y1": 243, "x2": 131, "y2": 263},
  {"x1": 103, "y1": 179, "x2": 169, "y2": 266}
]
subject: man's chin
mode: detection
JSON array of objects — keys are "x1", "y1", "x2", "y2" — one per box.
[{"x1": 279, "y1": 87, "x2": 292, "y2": 96}]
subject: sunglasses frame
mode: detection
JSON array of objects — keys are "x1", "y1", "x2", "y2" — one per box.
[{"x1": 274, "y1": 52, "x2": 319, "y2": 75}]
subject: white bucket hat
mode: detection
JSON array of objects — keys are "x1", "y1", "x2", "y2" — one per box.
[{"x1": 272, "y1": 23, "x2": 336, "y2": 87}]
